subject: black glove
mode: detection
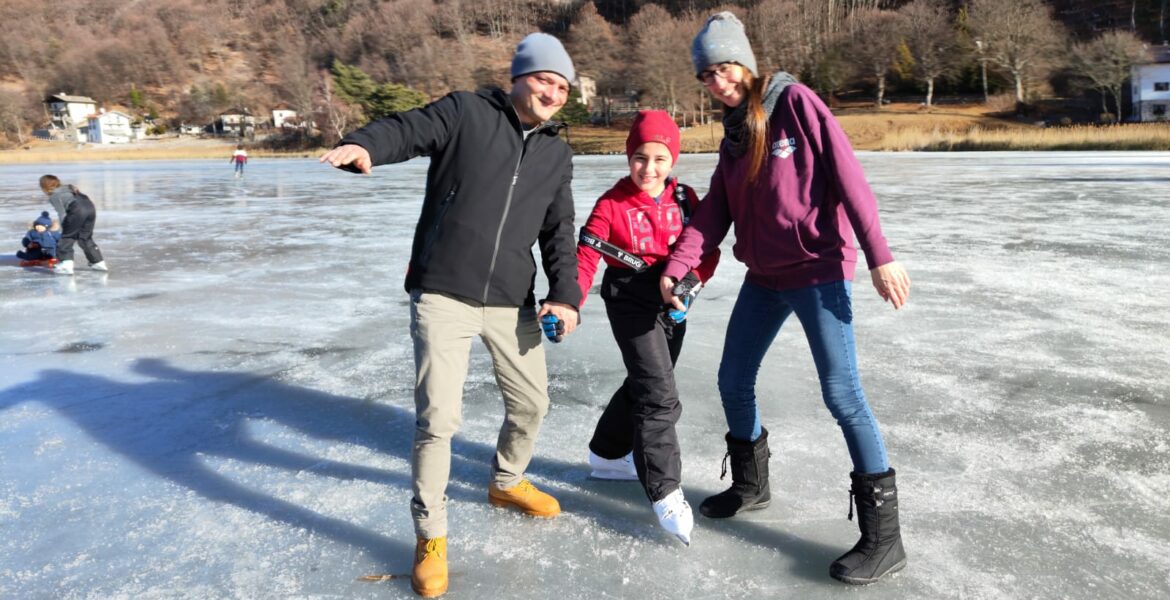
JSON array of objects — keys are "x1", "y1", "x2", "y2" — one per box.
[
  {"x1": 667, "y1": 272, "x2": 702, "y2": 324},
  {"x1": 540, "y1": 314, "x2": 565, "y2": 343}
]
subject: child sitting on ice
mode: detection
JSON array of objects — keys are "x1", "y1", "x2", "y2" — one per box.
[{"x1": 16, "y1": 211, "x2": 60, "y2": 265}]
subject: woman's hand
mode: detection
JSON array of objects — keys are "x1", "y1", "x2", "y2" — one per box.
[
  {"x1": 660, "y1": 276, "x2": 686, "y2": 310},
  {"x1": 870, "y1": 261, "x2": 911, "y2": 310}
]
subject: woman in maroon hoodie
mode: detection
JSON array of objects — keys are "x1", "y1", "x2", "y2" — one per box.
[
  {"x1": 661, "y1": 12, "x2": 912, "y2": 584},
  {"x1": 577, "y1": 110, "x2": 719, "y2": 546}
]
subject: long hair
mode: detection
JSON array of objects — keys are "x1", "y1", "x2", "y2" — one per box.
[
  {"x1": 740, "y1": 70, "x2": 771, "y2": 187},
  {"x1": 39, "y1": 174, "x2": 60, "y2": 192}
]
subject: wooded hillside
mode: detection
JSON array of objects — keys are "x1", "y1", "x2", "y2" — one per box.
[{"x1": 0, "y1": 0, "x2": 1166, "y2": 143}]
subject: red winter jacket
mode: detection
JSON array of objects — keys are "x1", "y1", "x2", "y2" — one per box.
[{"x1": 577, "y1": 176, "x2": 720, "y2": 307}]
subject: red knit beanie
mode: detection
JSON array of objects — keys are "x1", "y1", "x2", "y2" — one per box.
[{"x1": 626, "y1": 110, "x2": 680, "y2": 164}]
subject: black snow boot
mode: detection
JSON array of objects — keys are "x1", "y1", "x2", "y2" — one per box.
[
  {"x1": 699, "y1": 428, "x2": 771, "y2": 518},
  {"x1": 830, "y1": 468, "x2": 907, "y2": 585}
]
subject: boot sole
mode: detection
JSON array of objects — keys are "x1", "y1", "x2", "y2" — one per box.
[
  {"x1": 411, "y1": 579, "x2": 448, "y2": 597},
  {"x1": 830, "y1": 558, "x2": 907, "y2": 585},
  {"x1": 699, "y1": 498, "x2": 770, "y2": 519},
  {"x1": 487, "y1": 495, "x2": 560, "y2": 518}
]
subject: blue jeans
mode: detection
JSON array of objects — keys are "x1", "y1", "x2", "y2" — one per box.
[{"x1": 717, "y1": 279, "x2": 889, "y2": 474}]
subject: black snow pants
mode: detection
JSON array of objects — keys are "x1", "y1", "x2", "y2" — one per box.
[
  {"x1": 589, "y1": 266, "x2": 686, "y2": 503},
  {"x1": 58, "y1": 195, "x2": 103, "y2": 264}
]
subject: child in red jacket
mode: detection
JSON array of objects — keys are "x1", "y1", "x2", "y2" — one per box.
[{"x1": 576, "y1": 110, "x2": 719, "y2": 546}]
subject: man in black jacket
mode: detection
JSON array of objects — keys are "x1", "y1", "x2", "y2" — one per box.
[{"x1": 320, "y1": 32, "x2": 579, "y2": 598}]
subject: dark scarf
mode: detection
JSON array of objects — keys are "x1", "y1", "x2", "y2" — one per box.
[{"x1": 721, "y1": 71, "x2": 798, "y2": 157}]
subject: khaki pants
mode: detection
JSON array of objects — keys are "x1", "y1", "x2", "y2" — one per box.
[{"x1": 408, "y1": 290, "x2": 549, "y2": 538}]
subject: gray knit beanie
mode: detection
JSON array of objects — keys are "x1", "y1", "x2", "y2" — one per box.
[
  {"x1": 511, "y1": 33, "x2": 576, "y2": 86},
  {"x1": 691, "y1": 12, "x2": 758, "y2": 77}
]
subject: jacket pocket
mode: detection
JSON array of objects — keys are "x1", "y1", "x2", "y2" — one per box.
[{"x1": 418, "y1": 184, "x2": 458, "y2": 269}]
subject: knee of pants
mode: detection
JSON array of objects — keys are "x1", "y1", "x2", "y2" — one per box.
[
  {"x1": 505, "y1": 398, "x2": 549, "y2": 426},
  {"x1": 821, "y1": 386, "x2": 872, "y2": 424},
  {"x1": 414, "y1": 411, "x2": 463, "y2": 441},
  {"x1": 717, "y1": 362, "x2": 755, "y2": 402}
]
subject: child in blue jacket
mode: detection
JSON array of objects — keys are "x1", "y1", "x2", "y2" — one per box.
[{"x1": 16, "y1": 211, "x2": 60, "y2": 263}]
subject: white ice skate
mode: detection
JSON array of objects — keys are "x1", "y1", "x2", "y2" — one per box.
[
  {"x1": 588, "y1": 450, "x2": 638, "y2": 481},
  {"x1": 653, "y1": 488, "x2": 693, "y2": 546},
  {"x1": 90, "y1": 261, "x2": 109, "y2": 271},
  {"x1": 55, "y1": 260, "x2": 75, "y2": 275}
]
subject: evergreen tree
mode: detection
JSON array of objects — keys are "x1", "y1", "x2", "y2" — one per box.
[
  {"x1": 129, "y1": 85, "x2": 144, "y2": 109},
  {"x1": 331, "y1": 60, "x2": 428, "y2": 123},
  {"x1": 554, "y1": 88, "x2": 591, "y2": 125},
  {"x1": 367, "y1": 83, "x2": 428, "y2": 121},
  {"x1": 331, "y1": 60, "x2": 377, "y2": 107}
]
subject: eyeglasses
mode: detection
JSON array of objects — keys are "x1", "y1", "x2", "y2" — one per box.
[{"x1": 697, "y1": 63, "x2": 737, "y2": 85}]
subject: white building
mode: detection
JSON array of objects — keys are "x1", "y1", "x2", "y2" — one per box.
[
  {"x1": 87, "y1": 110, "x2": 134, "y2": 144},
  {"x1": 272, "y1": 104, "x2": 299, "y2": 129},
  {"x1": 217, "y1": 109, "x2": 256, "y2": 137},
  {"x1": 44, "y1": 93, "x2": 97, "y2": 140},
  {"x1": 577, "y1": 74, "x2": 596, "y2": 107},
  {"x1": 1131, "y1": 45, "x2": 1170, "y2": 122}
]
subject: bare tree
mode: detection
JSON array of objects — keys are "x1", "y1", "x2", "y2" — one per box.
[
  {"x1": 0, "y1": 89, "x2": 37, "y2": 145},
  {"x1": 315, "y1": 71, "x2": 357, "y2": 146},
  {"x1": 1069, "y1": 29, "x2": 1148, "y2": 121},
  {"x1": 967, "y1": 0, "x2": 1067, "y2": 104},
  {"x1": 627, "y1": 4, "x2": 698, "y2": 118},
  {"x1": 749, "y1": 0, "x2": 817, "y2": 77},
  {"x1": 844, "y1": 9, "x2": 904, "y2": 107},
  {"x1": 568, "y1": 2, "x2": 623, "y2": 122},
  {"x1": 900, "y1": 0, "x2": 962, "y2": 106}
]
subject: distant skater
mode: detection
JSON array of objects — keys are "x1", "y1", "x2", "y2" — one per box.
[
  {"x1": 576, "y1": 110, "x2": 720, "y2": 546},
  {"x1": 663, "y1": 12, "x2": 912, "y2": 585},
  {"x1": 41, "y1": 175, "x2": 107, "y2": 276},
  {"x1": 231, "y1": 144, "x2": 248, "y2": 177}
]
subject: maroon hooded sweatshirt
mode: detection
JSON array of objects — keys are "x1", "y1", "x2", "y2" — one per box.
[{"x1": 663, "y1": 82, "x2": 894, "y2": 291}]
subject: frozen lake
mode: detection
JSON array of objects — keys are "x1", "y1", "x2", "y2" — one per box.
[{"x1": 1, "y1": 152, "x2": 1168, "y2": 599}]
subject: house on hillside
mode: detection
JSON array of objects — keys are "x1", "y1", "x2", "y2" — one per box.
[
  {"x1": 272, "y1": 103, "x2": 300, "y2": 129},
  {"x1": 87, "y1": 109, "x2": 134, "y2": 144},
  {"x1": 577, "y1": 74, "x2": 596, "y2": 107},
  {"x1": 1132, "y1": 44, "x2": 1170, "y2": 122},
  {"x1": 44, "y1": 93, "x2": 98, "y2": 141},
  {"x1": 215, "y1": 108, "x2": 255, "y2": 137}
]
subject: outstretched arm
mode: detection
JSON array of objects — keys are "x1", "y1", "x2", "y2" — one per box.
[{"x1": 319, "y1": 93, "x2": 461, "y2": 174}]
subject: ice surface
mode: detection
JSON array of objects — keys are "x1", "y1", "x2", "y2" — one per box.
[{"x1": 1, "y1": 152, "x2": 1168, "y2": 599}]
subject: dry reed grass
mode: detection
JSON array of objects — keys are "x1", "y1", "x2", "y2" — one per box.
[{"x1": 885, "y1": 122, "x2": 1170, "y2": 151}]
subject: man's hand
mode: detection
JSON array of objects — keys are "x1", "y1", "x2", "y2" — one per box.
[
  {"x1": 537, "y1": 301, "x2": 579, "y2": 341},
  {"x1": 870, "y1": 261, "x2": 911, "y2": 310},
  {"x1": 319, "y1": 144, "x2": 373, "y2": 175}
]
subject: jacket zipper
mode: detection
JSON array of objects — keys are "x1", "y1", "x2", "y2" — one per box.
[{"x1": 482, "y1": 116, "x2": 548, "y2": 303}]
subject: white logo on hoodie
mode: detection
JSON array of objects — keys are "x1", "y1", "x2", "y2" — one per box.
[{"x1": 771, "y1": 137, "x2": 797, "y2": 159}]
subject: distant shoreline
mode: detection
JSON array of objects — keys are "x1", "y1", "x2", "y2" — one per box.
[{"x1": 2, "y1": 103, "x2": 1167, "y2": 163}]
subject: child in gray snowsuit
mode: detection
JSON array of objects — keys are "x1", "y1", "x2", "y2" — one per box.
[{"x1": 40, "y1": 174, "x2": 107, "y2": 275}]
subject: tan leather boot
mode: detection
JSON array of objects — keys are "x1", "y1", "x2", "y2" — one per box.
[
  {"x1": 487, "y1": 479, "x2": 561, "y2": 518},
  {"x1": 410, "y1": 536, "x2": 448, "y2": 597}
]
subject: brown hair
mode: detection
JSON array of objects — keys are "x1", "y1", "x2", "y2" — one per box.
[
  {"x1": 39, "y1": 174, "x2": 61, "y2": 192},
  {"x1": 740, "y1": 71, "x2": 771, "y2": 187}
]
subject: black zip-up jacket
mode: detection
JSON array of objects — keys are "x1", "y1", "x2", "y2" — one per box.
[{"x1": 338, "y1": 88, "x2": 580, "y2": 308}]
